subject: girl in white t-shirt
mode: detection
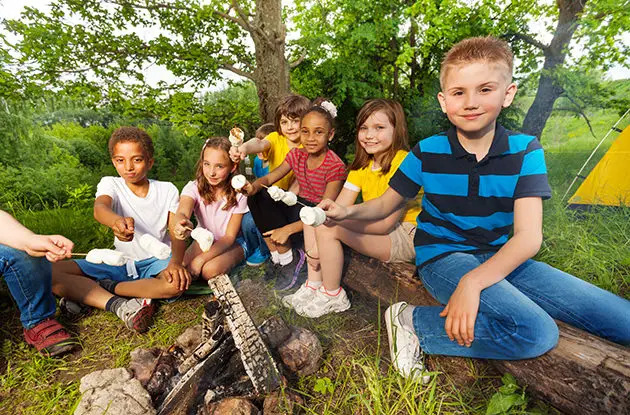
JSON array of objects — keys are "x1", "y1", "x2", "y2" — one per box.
[
  {"x1": 170, "y1": 137, "x2": 250, "y2": 280},
  {"x1": 284, "y1": 99, "x2": 423, "y2": 318}
]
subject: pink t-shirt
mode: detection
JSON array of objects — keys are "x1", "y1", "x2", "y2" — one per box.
[{"x1": 181, "y1": 181, "x2": 249, "y2": 240}]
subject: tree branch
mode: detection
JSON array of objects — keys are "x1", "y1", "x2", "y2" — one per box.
[
  {"x1": 219, "y1": 63, "x2": 255, "y2": 81},
  {"x1": 502, "y1": 32, "x2": 550, "y2": 52},
  {"x1": 289, "y1": 54, "x2": 305, "y2": 69},
  {"x1": 564, "y1": 94, "x2": 597, "y2": 139},
  {"x1": 104, "y1": 0, "x2": 193, "y2": 13}
]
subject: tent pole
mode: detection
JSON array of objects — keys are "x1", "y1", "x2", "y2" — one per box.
[{"x1": 561, "y1": 108, "x2": 630, "y2": 203}]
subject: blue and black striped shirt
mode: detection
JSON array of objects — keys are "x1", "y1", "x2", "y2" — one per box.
[{"x1": 389, "y1": 125, "x2": 551, "y2": 269}]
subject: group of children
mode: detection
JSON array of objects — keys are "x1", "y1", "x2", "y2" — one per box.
[{"x1": 2, "y1": 37, "x2": 628, "y2": 386}]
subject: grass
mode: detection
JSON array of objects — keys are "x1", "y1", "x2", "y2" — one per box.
[{"x1": 1, "y1": 109, "x2": 629, "y2": 414}]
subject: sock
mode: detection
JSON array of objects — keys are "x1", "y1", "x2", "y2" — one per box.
[
  {"x1": 305, "y1": 280, "x2": 322, "y2": 290},
  {"x1": 270, "y1": 251, "x2": 280, "y2": 264},
  {"x1": 322, "y1": 286, "x2": 342, "y2": 296},
  {"x1": 399, "y1": 304, "x2": 416, "y2": 332},
  {"x1": 278, "y1": 249, "x2": 293, "y2": 266},
  {"x1": 98, "y1": 278, "x2": 120, "y2": 294},
  {"x1": 105, "y1": 296, "x2": 127, "y2": 318}
]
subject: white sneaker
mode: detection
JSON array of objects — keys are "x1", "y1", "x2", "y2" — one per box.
[
  {"x1": 385, "y1": 302, "x2": 429, "y2": 383},
  {"x1": 281, "y1": 282, "x2": 318, "y2": 310},
  {"x1": 296, "y1": 286, "x2": 351, "y2": 318}
]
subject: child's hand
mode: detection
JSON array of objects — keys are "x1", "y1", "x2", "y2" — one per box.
[
  {"x1": 112, "y1": 217, "x2": 135, "y2": 241},
  {"x1": 439, "y1": 276, "x2": 482, "y2": 347},
  {"x1": 241, "y1": 181, "x2": 259, "y2": 196},
  {"x1": 173, "y1": 218, "x2": 194, "y2": 240},
  {"x1": 163, "y1": 262, "x2": 191, "y2": 292},
  {"x1": 24, "y1": 234, "x2": 74, "y2": 262},
  {"x1": 229, "y1": 145, "x2": 246, "y2": 163},
  {"x1": 318, "y1": 199, "x2": 348, "y2": 221},
  {"x1": 263, "y1": 226, "x2": 292, "y2": 245}
]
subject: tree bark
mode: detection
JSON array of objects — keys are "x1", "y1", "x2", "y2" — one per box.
[
  {"x1": 250, "y1": 0, "x2": 291, "y2": 122},
  {"x1": 520, "y1": 0, "x2": 587, "y2": 139},
  {"x1": 343, "y1": 251, "x2": 630, "y2": 415}
]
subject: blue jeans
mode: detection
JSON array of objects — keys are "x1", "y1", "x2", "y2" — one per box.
[
  {"x1": 0, "y1": 244, "x2": 56, "y2": 328},
  {"x1": 241, "y1": 211, "x2": 269, "y2": 257},
  {"x1": 414, "y1": 252, "x2": 630, "y2": 360}
]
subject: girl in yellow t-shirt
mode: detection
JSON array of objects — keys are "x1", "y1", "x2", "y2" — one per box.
[{"x1": 283, "y1": 99, "x2": 423, "y2": 318}]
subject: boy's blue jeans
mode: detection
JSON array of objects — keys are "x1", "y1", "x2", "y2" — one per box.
[
  {"x1": 0, "y1": 244, "x2": 56, "y2": 329},
  {"x1": 414, "y1": 252, "x2": 630, "y2": 360}
]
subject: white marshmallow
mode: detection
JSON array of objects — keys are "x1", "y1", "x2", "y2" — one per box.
[
  {"x1": 299, "y1": 206, "x2": 327, "y2": 227},
  {"x1": 267, "y1": 185, "x2": 285, "y2": 201},
  {"x1": 139, "y1": 234, "x2": 171, "y2": 260},
  {"x1": 85, "y1": 249, "x2": 127, "y2": 266},
  {"x1": 229, "y1": 127, "x2": 244, "y2": 147},
  {"x1": 231, "y1": 174, "x2": 247, "y2": 190},
  {"x1": 281, "y1": 191, "x2": 298, "y2": 206},
  {"x1": 191, "y1": 227, "x2": 214, "y2": 252}
]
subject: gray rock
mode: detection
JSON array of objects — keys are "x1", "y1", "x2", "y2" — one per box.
[
  {"x1": 128, "y1": 347, "x2": 161, "y2": 386},
  {"x1": 75, "y1": 368, "x2": 155, "y2": 415},
  {"x1": 277, "y1": 327, "x2": 322, "y2": 376},
  {"x1": 175, "y1": 324, "x2": 203, "y2": 356}
]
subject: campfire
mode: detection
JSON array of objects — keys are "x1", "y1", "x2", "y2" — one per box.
[{"x1": 75, "y1": 274, "x2": 321, "y2": 415}]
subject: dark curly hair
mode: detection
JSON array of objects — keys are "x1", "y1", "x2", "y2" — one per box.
[{"x1": 108, "y1": 126, "x2": 154, "y2": 159}]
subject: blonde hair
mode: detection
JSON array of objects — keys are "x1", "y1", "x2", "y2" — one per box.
[
  {"x1": 440, "y1": 36, "x2": 513, "y2": 88},
  {"x1": 349, "y1": 99, "x2": 409, "y2": 175}
]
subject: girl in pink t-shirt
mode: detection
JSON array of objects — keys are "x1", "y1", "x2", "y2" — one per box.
[{"x1": 170, "y1": 137, "x2": 249, "y2": 280}]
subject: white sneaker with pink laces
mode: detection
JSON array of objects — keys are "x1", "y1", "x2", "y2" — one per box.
[
  {"x1": 282, "y1": 281, "x2": 318, "y2": 310},
  {"x1": 296, "y1": 286, "x2": 351, "y2": 318}
]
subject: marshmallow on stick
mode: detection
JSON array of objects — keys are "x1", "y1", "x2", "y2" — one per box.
[
  {"x1": 229, "y1": 127, "x2": 245, "y2": 147},
  {"x1": 139, "y1": 234, "x2": 171, "y2": 260},
  {"x1": 281, "y1": 191, "x2": 298, "y2": 206},
  {"x1": 85, "y1": 249, "x2": 127, "y2": 266},
  {"x1": 231, "y1": 174, "x2": 247, "y2": 190},
  {"x1": 267, "y1": 185, "x2": 285, "y2": 201},
  {"x1": 191, "y1": 228, "x2": 214, "y2": 252},
  {"x1": 299, "y1": 206, "x2": 327, "y2": 227}
]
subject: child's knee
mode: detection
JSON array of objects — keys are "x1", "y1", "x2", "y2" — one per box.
[
  {"x1": 516, "y1": 313, "x2": 558, "y2": 359},
  {"x1": 200, "y1": 263, "x2": 224, "y2": 281}
]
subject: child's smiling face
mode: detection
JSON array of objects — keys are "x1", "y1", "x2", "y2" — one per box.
[
  {"x1": 111, "y1": 141, "x2": 153, "y2": 185},
  {"x1": 437, "y1": 60, "x2": 516, "y2": 138},
  {"x1": 279, "y1": 115, "x2": 301, "y2": 143},
  {"x1": 357, "y1": 110, "x2": 395, "y2": 159},
  {"x1": 202, "y1": 147, "x2": 235, "y2": 187},
  {"x1": 300, "y1": 111, "x2": 333, "y2": 156}
]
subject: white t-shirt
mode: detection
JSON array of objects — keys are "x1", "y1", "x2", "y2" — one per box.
[{"x1": 96, "y1": 177, "x2": 179, "y2": 260}]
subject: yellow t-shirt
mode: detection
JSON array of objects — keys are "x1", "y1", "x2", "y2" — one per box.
[
  {"x1": 345, "y1": 150, "x2": 422, "y2": 224},
  {"x1": 261, "y1": 131, "x2": 300, "y2": 190}
]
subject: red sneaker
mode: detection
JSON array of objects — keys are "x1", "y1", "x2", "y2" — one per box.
[{"x1": 23, "y1": 318, "x2": 78, "y2": 357}]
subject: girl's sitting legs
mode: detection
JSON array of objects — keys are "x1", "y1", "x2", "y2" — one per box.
[{"x1": 184, "y1": 241, "x2": 245, "y2": 281}]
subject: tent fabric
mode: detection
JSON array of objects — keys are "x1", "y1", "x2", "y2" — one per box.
[{"x1": 568, "y1": 125, "x2": 630, "y2": 207}]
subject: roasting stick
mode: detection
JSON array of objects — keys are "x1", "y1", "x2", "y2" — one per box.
[
  {"x1": 71, "y1": 253, "x2": 88, "y2": 256},
  {"x1": 260, "y1": 183, "x2": 309, "y2": 207}
]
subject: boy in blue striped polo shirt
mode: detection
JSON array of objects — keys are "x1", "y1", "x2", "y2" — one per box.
[{"x1": 320, "y1": 36, "x2": 630, "y2": 381}]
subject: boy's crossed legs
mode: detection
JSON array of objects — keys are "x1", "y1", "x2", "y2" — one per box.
[{"x1": 52, "y1": 258, "x2": 185, "y2": 333}]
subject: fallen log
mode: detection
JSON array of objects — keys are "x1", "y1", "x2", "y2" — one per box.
[{"x1": 343, "y1": 251, "x2": 630, "y2": 415}]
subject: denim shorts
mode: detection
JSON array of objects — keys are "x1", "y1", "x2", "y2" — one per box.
[
  {"x1": 236, "y1": 235, "x2": 250, "y2": 260},
  {"x1": 75, "y1": 256, "x2": 170, "y2": 282}
]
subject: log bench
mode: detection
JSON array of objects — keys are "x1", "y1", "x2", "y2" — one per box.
[{"x1": 343, "y1": 252, "x2": 630, "y2": 415}]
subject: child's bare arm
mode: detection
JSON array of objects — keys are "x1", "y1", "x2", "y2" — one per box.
[
  {"x1": 94, "y1": 195, "x2": 135, "y2": 241},
  {"x1": 320, "y1": 187, "x2": 406, "y2": 222},
  {"x1": 440, "y1": 196, "x2": 544, "y2": 347},
  {"x1": 230, "y1": 138, "x2": 271, "y2": 162},
  {"x1": 334, "y1": 187, "x2": 359, "y2": 207},
  {"x1": 164, "y1": 210, "x2": 191, "y2": 291},
  {"x1": 243, "y1": 161, "x2": 292, "y2": 195},
  {"x1": 0, "y1": 210, "x2": 74, "y2": 261},
  {"x1": 263, "y1": 221, "x2": 303, "y2": 246},
  {"x1": 322, "y1": 180, "x2": 344, "y2": 202}
]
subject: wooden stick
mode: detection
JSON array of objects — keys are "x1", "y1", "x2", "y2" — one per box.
[{"x1": 71, "y1": 253, "x2": 89, "y2": 256}]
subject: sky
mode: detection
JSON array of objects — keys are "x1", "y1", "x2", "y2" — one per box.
[{"x1": 1, "y1": 0, "x2": 628, "y2": 90}]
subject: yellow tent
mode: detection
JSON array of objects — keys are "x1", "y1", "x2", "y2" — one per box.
[{"x1": 568, "y1": 124, "x2": 630, "y2": 208}]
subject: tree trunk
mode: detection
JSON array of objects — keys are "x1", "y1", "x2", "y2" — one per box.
[
  {"x1": 343, "y1": 252, "x2": 630, "y2": 415},
  {"x1": 251, "y1": 0, "x2": 290, "y2": 123},
  {"x1": 521, "y1": 0, "x2": 587, "y2": 139}
]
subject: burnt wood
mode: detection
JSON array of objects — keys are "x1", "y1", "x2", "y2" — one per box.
[{"x1": 343, "y1": 251, "x2": 630, "y2": 415}]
